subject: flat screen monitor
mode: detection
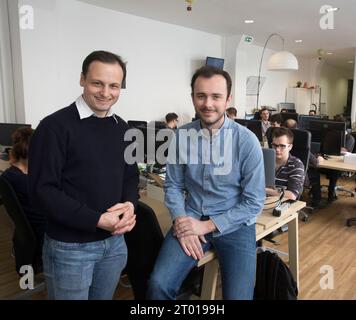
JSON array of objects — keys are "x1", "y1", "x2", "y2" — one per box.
[
  {"x1": 127, "y1": 120, "x2": 147, "y2": 129},
  {"x1": 280, "y1": 112, "x2": 299, "y2": 123},
  {"x1": 206, "y1": 56, "x2": 224, "y2": 69},
  {"x1": 298, "y1": 115, "x2": 322, "y2": 131},
  {"x1": 309, "y1": 120, "x2": 346, "y2": 155},
  {"x1": 235, "y1": 119, "x2": 263, "y2": 142},
  {"x1": 278, "y1": 102, "x2": 295, "y2": 112},
  {"x1": 0, "y1": 123, "x2": 32, "y2": 147},
  {"x1": 262, "y1": 148, "x2": 276, "y2": 188}
]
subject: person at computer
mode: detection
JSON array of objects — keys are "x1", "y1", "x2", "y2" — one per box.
[
  {"x1": 283, "y1": 118, "x2": 298, "y2": 129},
  {"x1": 260, "y1": 107, "x2": 271, "y2": 137},
  {"x1": 309, "y1": 110, "x2": 316, "y2": 116},
  {"x1": 147, "y1": 66, "x2": 265, "y2": 300},
  {"x1": 269, "y1": 114, "x2": 283, "y2": 128},
  {"x1": 226, "y1": 107, "x2": 238, "y2": 120},
  {"x1": 165, "y1": 112, "x2": 179, "y2": 129},
  {"x1": 265, "y1": 127, "x2": 305, "y2": 200},
  {"x1": 2, "y1": 127, "x2": 46, "y2": 248},
  {"x1": 265, "y1": 113, "x2": 283, "y2": 146},
  {"x1": 323, "y1": 114, "x2": 355, "y2": 202},
  {"x1": 28, "y1": 51, "x2": 139, "y2": 300}
]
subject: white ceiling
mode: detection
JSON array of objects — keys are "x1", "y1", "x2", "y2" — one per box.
[{"x1": 79, "y1": 0, "x2": 356, "y2": 71}]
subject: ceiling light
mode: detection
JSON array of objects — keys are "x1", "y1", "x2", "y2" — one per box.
[
  {"x1": 244, "y1": 20, "x2": 254, "y2": 24},
  {"x1": 348, "y1": 60, "x2": 354, "y2": 64},
  {"x1": 326, "y1": 7, "x2": 339, "y2": 12},
  {"x1": 256, "y1": 33, "x2": 298, "y2": 108},
  {"x1": 327, "y1": 52, "x2": 333, "y2": 55},
  {"x1": 295, "y1": 40, "x2": 303, "y2": 43}
]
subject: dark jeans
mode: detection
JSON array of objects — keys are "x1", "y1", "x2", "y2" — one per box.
[{"x1": 308, "y1": 167, "x2": 321, "y2": 202}]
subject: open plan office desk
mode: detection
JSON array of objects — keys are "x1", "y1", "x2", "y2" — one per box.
[
  {"x1": 141, "y1": 185, "x2": 305, "y2": 299},
  {"x1": 318, "y1": 155, "x2": 356, "y2": 172}
]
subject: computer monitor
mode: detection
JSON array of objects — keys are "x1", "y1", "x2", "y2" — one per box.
[
  {"x1": 262, "y1": 148, "x2": 276, "y2": 188},
  {"x1": 0, "y1": 123, "x2": 32, "y2": 147},
  {"x1": 278, "y1": 102, "x2": 295, "y2": 112},
  {"x1": 280, "y1": 112, "x2": 299, "y2": 124},
  {"x1": 309, "y1": 120, "x2": 346, "y2": 155},
  {"x1": 127, "y1": 120, "x2": 147, "y2": 129},
  {"x1": 206, "y1": 56, "x2": 224, "y2": 69},
  {"x1": 298, "y1": 115, "x2": 322, "y2": 131},
  {"x1": 235, "y1": 119, "x2": 263, "y2": 142}
]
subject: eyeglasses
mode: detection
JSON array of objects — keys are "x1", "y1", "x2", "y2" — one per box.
[{"x1": 271, "y1": 143, "x2": 290, "y2": 150}]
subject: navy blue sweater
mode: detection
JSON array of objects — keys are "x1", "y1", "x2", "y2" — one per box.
[{"x1": 28, "y1": 103, "x2": 139, "y2": 243}]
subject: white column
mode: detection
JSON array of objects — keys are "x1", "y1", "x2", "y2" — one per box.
[
  {"x1": 0, "y1": 0, "x2": 16, "y2": 122},
  {"x1": 351, "y1": 54, "x2": 356, "y2": 129}
]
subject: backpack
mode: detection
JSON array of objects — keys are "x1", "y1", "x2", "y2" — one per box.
[{"x1": 254, "y1": 251, "x2": 298, "y2": 300}]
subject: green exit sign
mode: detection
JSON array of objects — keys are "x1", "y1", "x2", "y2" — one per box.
[{"x1": 244, "y1": 36, "x2": 254, "y2": 43}]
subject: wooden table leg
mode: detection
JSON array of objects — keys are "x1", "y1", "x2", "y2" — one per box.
[
  {"x1": 288, "y1": 215, "x2": 299, "y2": 289},
  {"x1": 199, "y1": 259, "x2": 219, "y2": 300}
]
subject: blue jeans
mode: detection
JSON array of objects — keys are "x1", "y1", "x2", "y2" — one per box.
[
  {"x1": 43, "y1": 234, "x2": 127, "y2": 300},
  {"x1": 147, "y1": 223, "x2": 256, "y2": 300}
]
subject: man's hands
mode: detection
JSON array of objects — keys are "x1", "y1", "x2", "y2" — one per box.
[
  {"x1": 97, "y1": 201, "x2": 136, "y2": 235},
  {"x1": 173, "y1": 216, "x2": 216, "y2": 238},
  {"x1": 173, "y1": 216, "x2": 216, "y2": 260}
]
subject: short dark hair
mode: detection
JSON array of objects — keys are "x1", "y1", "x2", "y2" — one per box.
[
  {"x1": 11, "y1": 127, "x2": 34, "y2": 161},
  {"x1": 226, "y1": 107, "x2": 237, "y2": 117},
  {"x1": 270, "y1": 113, "x2": 283, "y2": 124},
  {"x1": 259, "y1": 107, "x2": 269, "y2": 115},
  {"x1": 272, "y1": 127, "x2": 294, "y2": 144},
  {"x1": 191, "y1": 66, "x2": 232, "y2": 98},
  {"x1": 309, "y1": 110, "x2": 316, "y2": 115},
  {"x1": 82, "y1": 50, "x2": 126, "y2": 83},
  {"x1": 334, "y1": 114, "x2": 345, "y2": 122},
  {"x1": 165, "y1": 112, "x2": 178, "y2": 123}
]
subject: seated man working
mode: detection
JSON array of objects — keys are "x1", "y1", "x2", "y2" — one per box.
[
  {"x1": 322, "y1": 114, "x2": 355, "y2": 202},
  {"x1": 266, "y1": 127, "x2": 305, "y2": 200}
]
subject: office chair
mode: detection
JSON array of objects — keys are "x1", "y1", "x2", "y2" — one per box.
[
  {"x1": 123, "y1": 200, "x2": 204, "y2": 299},
  {"x1": 289, "y1": 129, "x2": 313, "y2": 221},
  {"x1": 123, "y1": 201, "x2": 164, "y2": 300},
  {"x1": 0, "y1": 175, "x2": 45, "y2": 298}
]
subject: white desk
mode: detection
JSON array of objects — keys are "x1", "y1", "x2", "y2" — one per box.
[{"x1": 318, "y1": 155, "x2": 356, "y2": 172}]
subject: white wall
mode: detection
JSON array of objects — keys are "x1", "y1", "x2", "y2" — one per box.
[
  {"x1": 319, "y1": 63, "x2": 352, "y2": 117},
  {"x1": 19, "y1": 0, "x2": 223, "y2": 127},
  {"x1": 234, "y1": 40, "x2": 292, "y2": 117}
]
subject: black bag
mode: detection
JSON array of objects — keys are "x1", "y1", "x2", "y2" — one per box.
[{"x1": 254, "y1": 251, "x2": 298, "y2": 300}]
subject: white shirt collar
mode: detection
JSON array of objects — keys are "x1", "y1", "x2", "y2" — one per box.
[{"x1": 75, "y1": 95, "x2": 115, "y2": 120}]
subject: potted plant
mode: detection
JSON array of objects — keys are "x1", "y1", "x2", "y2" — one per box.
[{"x1": 296, "y1": 81, "x2": 302, "y2": 88}]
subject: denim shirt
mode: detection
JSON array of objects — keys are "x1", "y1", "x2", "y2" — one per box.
[{"x1": 164, "y1": 116, "x2": 265, "y2": 237}]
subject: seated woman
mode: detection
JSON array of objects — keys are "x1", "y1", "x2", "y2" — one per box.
[{"x1": 2, "y1": 127, "x2": 45, "y2": 247}]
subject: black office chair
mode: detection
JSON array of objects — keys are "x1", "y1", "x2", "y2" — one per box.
[
  {"x1": 0, "y1": 175, "x2": 42, "y2": 274},
  {"x1": 124, "y1": 200, "x2": 204, "y2": 299},
  {"x1": 0, "y1": 175, "x2": 45, "y2": 298},
  {"x1": 345, "y1": 133, "x2": 356, "y2": 227},
  {"x1": 123, "y1": 201, "x2": 164, "y2": 300}
]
